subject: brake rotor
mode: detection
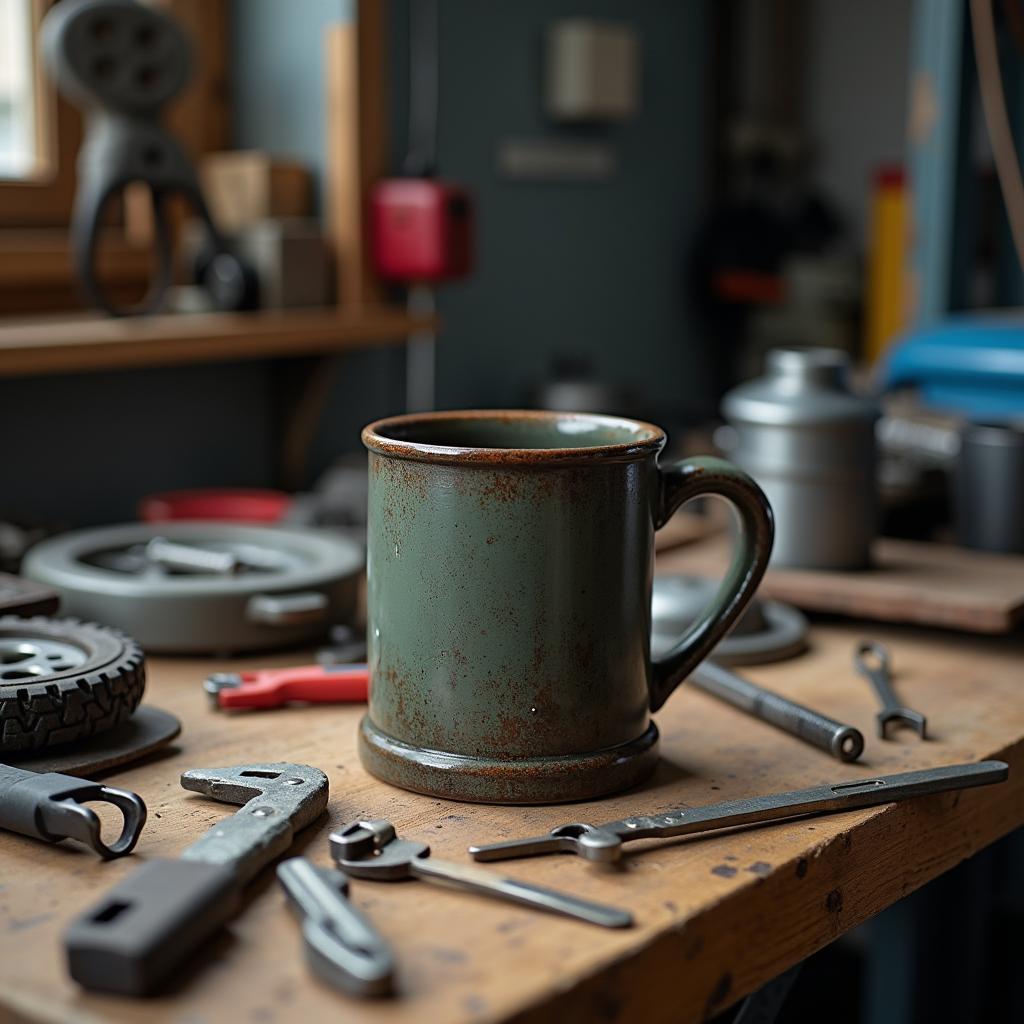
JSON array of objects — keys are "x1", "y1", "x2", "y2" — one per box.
[{"x1": 23, "y1": 522, "x2": 364, "y2": 654}]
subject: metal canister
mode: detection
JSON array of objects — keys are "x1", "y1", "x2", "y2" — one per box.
[{"x1": 722, "y1": 348, "x2": 880, "y2": 569}]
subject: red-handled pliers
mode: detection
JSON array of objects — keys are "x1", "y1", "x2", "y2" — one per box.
[{"x1": 204, "y1": 663, "x2": 369, "y2": 711}]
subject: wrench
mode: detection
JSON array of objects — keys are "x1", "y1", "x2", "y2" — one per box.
[
  {"x1": 853, "y1": 641, "x2": 928, "y2": 740},
  {"x1": 278, "y1": 857, "x2": 394, "y2": 998},
  {"x1": 205, "y1": 663, "x2": 368, "y2": 711},
  {"x1": 468, "y1": 760, "x2": 1008, "y2": 863},
  {"x1": 65, "y1": 762, "x2": 328, "y2": 995},
  {"x1": 330, "y1": 819, "x2": 632, "y2": 928}
]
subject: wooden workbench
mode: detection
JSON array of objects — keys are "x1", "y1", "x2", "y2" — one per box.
[{"x1": 0, "y1": 618, "x2": 1021, "y2": 1023}]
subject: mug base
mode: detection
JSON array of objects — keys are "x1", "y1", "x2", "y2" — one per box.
[{"x1": 358, "y1": 715, "x2": 660, "y2": 804}]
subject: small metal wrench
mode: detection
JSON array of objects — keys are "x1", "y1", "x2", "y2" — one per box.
[
  {"x1": 278, "y1": 857, "x2": 394, "y2": 998},
  {"x1": 854, "y1": 640, "x2": 928, "y2": 740},
  {"x1": 468, "y1": 760, "x2": 1008, "y2": 864},
  {"x1": 330, "y1": 819, "x2": 632, "y2": 928}
]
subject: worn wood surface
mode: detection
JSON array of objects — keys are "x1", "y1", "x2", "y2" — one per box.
[
  {"x1": 0, "y1": 615, "x2": 1020, "y2": 1024},
  {"x1": 0, "y1": 307, "x2": 437, "y2": 377},
  {"x1": 665, "y1": 534, "x2": 1024, "y2": 634}
]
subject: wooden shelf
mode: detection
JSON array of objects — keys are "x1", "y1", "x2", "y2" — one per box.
[{"x1": 0, "y1": 307, "x2": 435, "y2": 377}]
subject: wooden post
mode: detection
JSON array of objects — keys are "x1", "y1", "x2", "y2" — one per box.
[{"x1": 325, "y1": 0, "x2": 388, "y2": 309}]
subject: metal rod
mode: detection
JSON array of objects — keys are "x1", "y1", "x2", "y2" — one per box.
[{"x1": 692, "y1": 660, "x2": 865, "y2": 762}]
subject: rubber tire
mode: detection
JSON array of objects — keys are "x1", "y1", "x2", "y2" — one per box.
[{"x1": 0, "y1": 617, "x2": 146, "y2": 754}]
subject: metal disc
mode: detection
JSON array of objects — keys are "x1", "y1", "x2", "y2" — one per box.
[{"x1": 652, "y1": 574, "x2": 809, "y2": 665}]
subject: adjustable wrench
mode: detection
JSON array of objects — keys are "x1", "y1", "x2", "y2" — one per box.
[
  {"x1": 65, "y1": 762, "x2": 328, "y2": 995},
  {"x1": 205, "y1": 663, "x2": 368, "y2": 711}
]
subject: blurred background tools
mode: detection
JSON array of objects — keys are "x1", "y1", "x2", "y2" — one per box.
[
  {"x1": 854, "y1": 640, "x2": 928, "y2": 740},
  {"x1": 691, "y1": 662, "x2": 864, "y2": 763},
  {"x1": 0, "y1": 764, "x2": 145, "y2": 858},
  {"x1": 66, "y1": 763, "x2": 329, "y2": 996},
  {"x1": 467, "y1": 761, "x2": 1009, "y2": 864},
  {"x1": 41, "y1": 0, "x2": 256, "y2": 316},
  {"x1": 277, "y1": 857, "x2": 395, "y2": 999},
  {"x1": 330, "y1": 819, "x2": 633, "y2": 929},
  {"x1": 205, "y1": 663, "x2": 368, "y2": 711}
]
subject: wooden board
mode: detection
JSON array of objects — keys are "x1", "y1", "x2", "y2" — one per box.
[
  {"x1": 0, "y1": 307, "x2": 437, "y2": 377},
  {"x1": 660, "y1": 534, "x2": 1024, "y2": 634},
  {"x1": 1, "y1": 619, "x2": 1021, "y2": 1024}
]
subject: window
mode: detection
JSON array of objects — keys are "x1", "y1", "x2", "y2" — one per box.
[{"x1": 0, "y1": 0, "x2": 42, "y2": 180}]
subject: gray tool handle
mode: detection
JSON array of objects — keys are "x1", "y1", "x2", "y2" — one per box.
[
  {"x1": 692, "y1": 661, "x2": 865, "y2": 762},
  {"x1": 65, "y1": 858, "x2": 240, "y2": 996},
  {"x1": 411, "y1": 856, "x2": 632, "y2": 928},
  {"x1": 0, "y1": 764, "x2": 146, "y2": 857}
]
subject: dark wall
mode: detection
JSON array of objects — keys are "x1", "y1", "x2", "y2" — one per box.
[{"x1": 399, "y1": 0, "x2": 712, "y2": 417}]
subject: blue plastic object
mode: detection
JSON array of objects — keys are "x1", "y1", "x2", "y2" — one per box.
[{"x1": 879, "y1": 314, "x2": 1024, "y2": 419}]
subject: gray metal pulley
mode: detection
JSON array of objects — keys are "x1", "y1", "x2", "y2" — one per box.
[{"x1": 23, "y1": 523, "x2": 364, "y2": 654}]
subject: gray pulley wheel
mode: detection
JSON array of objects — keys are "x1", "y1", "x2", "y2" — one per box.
[
  {"x1": 0, "y1": 617, "x2": 145, "y2": 754},
  {"x1": 23, "y1": 523, "x2": 364, "y2": 654}
]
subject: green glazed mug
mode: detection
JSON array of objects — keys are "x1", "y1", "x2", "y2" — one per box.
[{"x1": 361, "y1": 410, "x2": 774, "y2": 804}]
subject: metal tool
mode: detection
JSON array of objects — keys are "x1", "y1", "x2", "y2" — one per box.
[
  {"x1": 692, "y1": 661, "x2": 864, "y2": 762},
  {"x1": 468, "y1": 760, "x2": 1007, "y2": 864},
  {"x1": 205, "y1": 663, "x2": 369, "y2": 711},
  {"x1": 330, "y1": 818, "x2": 633, "y2": 928},
  {"x1": 65, "y1": 762, "x2": 329, "y2": 995},
  {"x1": 853, "y1": 641, "x2": 927, "y2": 740},
  {"x1": 41, "y1": 0, "x2": 256, "y2": 316},
  {"x1": 23, "y1": 522, "x2": 363, "y2": 654},
  {"x1": 0, "y1": 764, "x2": 145, "y2": 858},
  {"x1": 278, "y1": 857, "x2": 394, "y2": 998}
]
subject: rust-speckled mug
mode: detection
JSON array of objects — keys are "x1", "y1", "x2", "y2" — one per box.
[{"x1": 360, "y1": 410, "x2": 774, "y2": 803}]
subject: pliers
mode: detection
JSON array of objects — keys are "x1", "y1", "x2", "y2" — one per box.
[{"x1": 204, "y1": 663, "x2": 369, "y2": 711}]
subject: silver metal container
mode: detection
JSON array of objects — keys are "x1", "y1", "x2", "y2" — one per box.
[{"x1": 721, "y1": 348, "x2": 880, "y2": 569}]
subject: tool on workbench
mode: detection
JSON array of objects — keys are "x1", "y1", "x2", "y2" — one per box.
[
  {"x1": 0, "y1": 764, "x2": 145, "y2": 858},
  {"x1": 278, "y1": 856, "x2": 395, "y2": 998},
  {"x1": 329, "y1": 819, "x2": 633, "y2": 928},
  {"x1": 692, "y1": 661, "x2": 864, "y2": 762},
  {"x1": 467, "y1": 760, "x2": 1007, "y2": 864},
  {"x1": 853, "y1": 640, "x2": 928, "y2": 740},
  {"x1": 23, "y1": 523, "x2": 363, "y2": 654},
  {"x1": 65, "y1": 762, "x2": 329, "y2": 996},
  {"x1": 205, "y1": 663, "x2": 368, "y2": 711}
]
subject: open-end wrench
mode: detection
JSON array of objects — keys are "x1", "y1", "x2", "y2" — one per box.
[
  {"x1": 65, "y1": 762, "x2": 329, "y2": 995},
  {"x1": 330, "y1": 819, "x2": 633, "y2": 928},
  {"x1": 0, "y1": 764, "x2": 146, "y2": 858},
  {"x1": 854, "y1": 641, "x2": 928, "y2": 740},
  {"x1": 278, "y1": 857, "x2": 394, "y2": 998},
  {"x1": 468, "y1": 760, "x2": 1008, "y2": 864}
]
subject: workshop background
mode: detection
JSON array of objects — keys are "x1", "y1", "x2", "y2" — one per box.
[{"x1": 0, "y1": 1, "x2": 1022, "y2": 1022}]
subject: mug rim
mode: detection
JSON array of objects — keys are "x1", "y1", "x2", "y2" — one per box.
[{"x1": 362, "y1": 409, "x2": 667, "y2": 465}]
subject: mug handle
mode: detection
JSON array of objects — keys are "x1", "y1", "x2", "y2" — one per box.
[{"x1": 648, "y1": 456, "x2": 774, "y2": 712}]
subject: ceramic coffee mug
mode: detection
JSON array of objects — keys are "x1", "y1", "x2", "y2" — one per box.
[{"x1": 360, "y1": 410, "x2": 774, "y2": 803}]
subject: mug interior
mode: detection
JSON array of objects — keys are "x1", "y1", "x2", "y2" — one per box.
[{"x1": 370, "y1": 411, "x2": 661, "y2": 452}]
